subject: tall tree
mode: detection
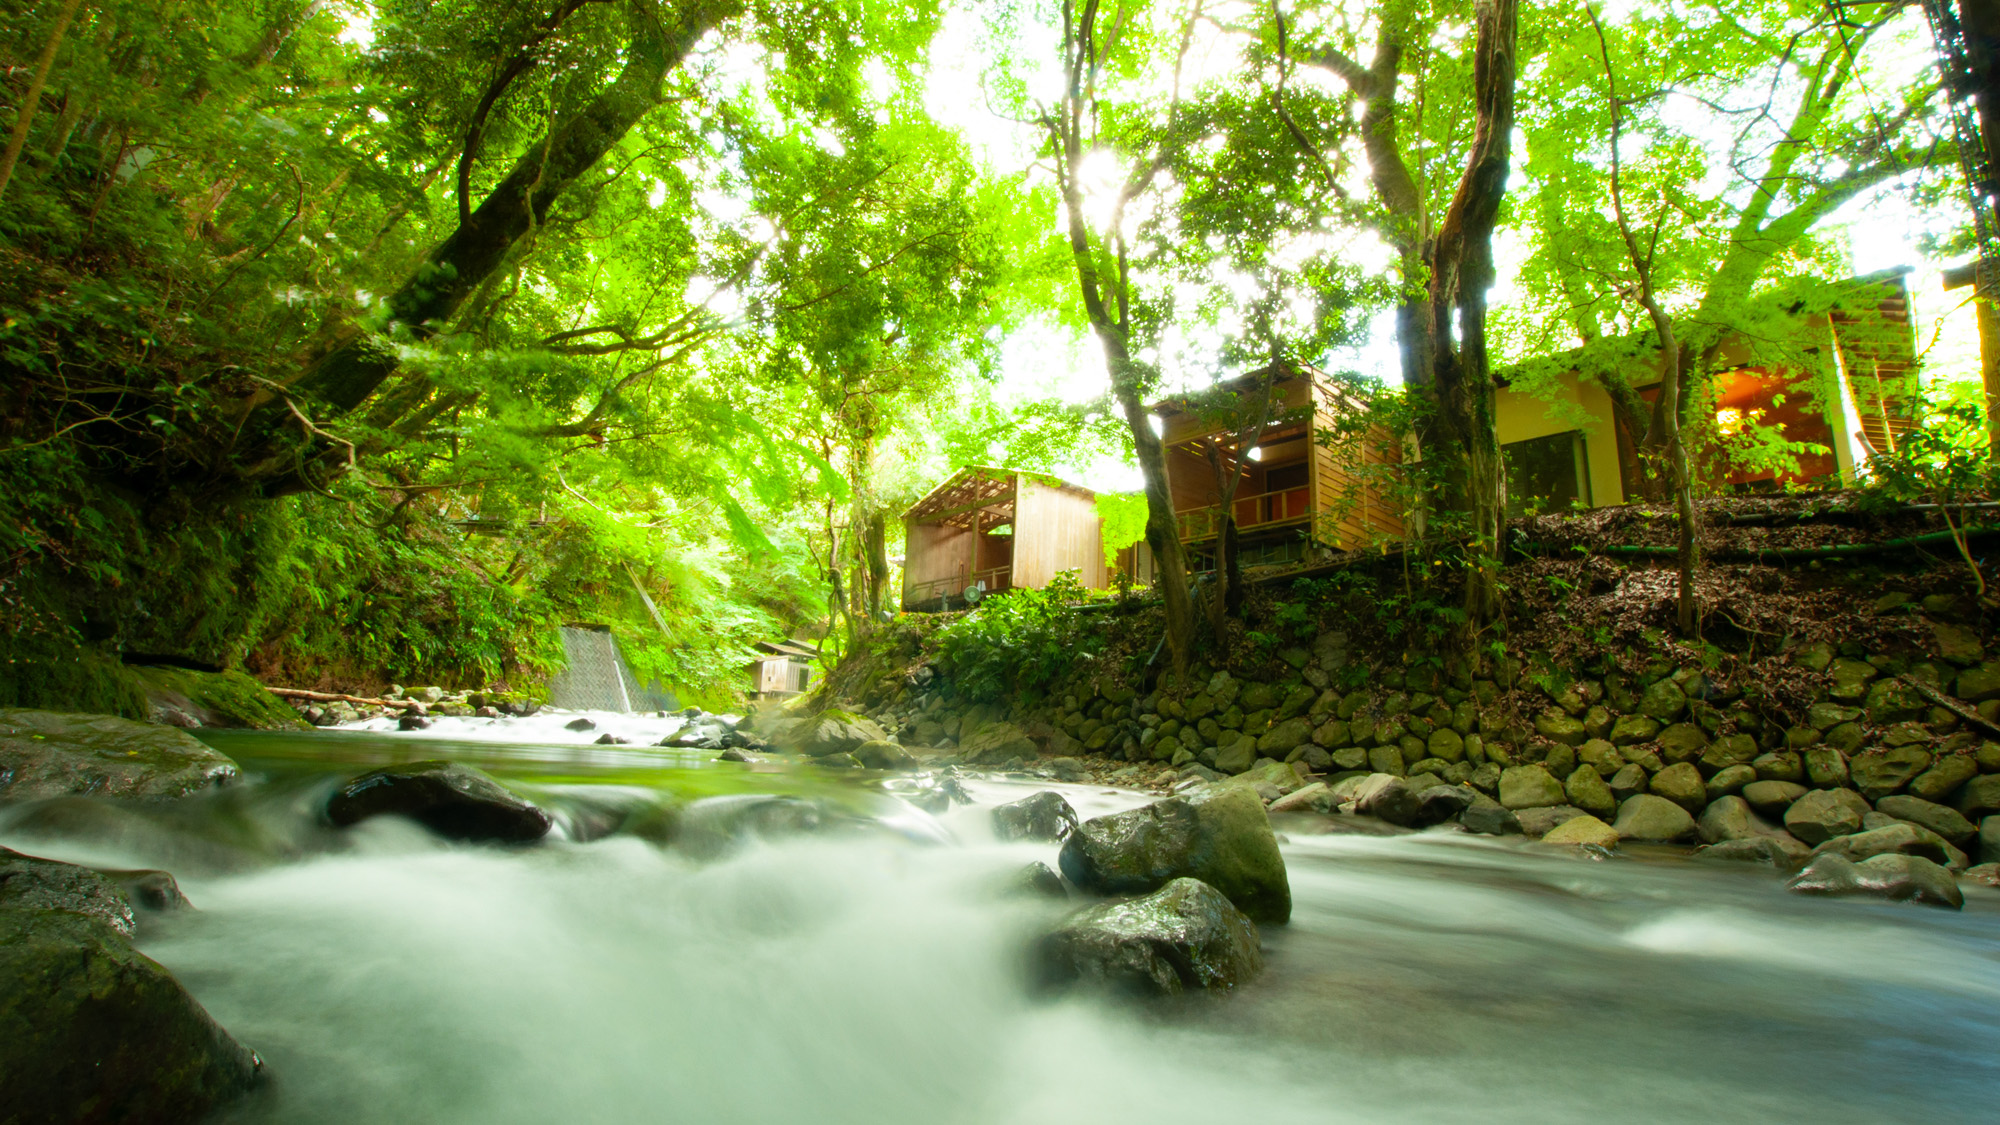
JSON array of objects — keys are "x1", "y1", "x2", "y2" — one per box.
[
  {"x1": 1034, "y1": 0, "x2": 1204, "y2": 678},
  {"x1": 1280, "y1": 0, "x2": 1519, "y2": 622}
]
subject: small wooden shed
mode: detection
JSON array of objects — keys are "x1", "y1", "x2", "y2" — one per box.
[
  {"x1": 748, "y1": 639, "x2": 819, "y2": 698},
  {"x1": 901, "y1": 467, "x2": 1109, "y2": 610}
]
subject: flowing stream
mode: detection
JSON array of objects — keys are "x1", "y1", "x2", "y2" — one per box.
[{"x1": 4, "y1": 714, "x2": 1998, "y2": 1123}]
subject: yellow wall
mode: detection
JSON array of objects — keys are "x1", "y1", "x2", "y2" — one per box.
[{"x1": 1494, "y1": 373, "x2": 1625, "y2": 507}]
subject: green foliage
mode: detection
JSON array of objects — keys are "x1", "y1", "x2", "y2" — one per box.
[
  {"x1": 932, "y1": 572, "x2": 1099, "y2": 702},
  {"x1": 1094, "y1": 492, "x2": 1149, "y2": 571}
]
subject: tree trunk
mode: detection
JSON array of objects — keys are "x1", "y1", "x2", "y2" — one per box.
[
  {"x1": 0, "y1": 0, "x2": 84, "y2": 203},
  {"x1": 1110, "y1": 367, "x2": 1196, "y2": 683},
  {"x1": 230, "y1": 0, "x2": 743, "y2": 490},
  {"x1": 863, "y1": 509, "x2": 889, "y2": 620},
  {"x1": 1424, "y1": 0, "x2": 1516, "y2": 624}
]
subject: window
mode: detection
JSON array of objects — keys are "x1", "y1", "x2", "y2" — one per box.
[{"x1": 1505, "y1": 431, "x2": 1587, "y2": 517}]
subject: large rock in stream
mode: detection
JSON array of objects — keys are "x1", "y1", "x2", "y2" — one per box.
[
  {"x1": 0, "y1": 709, "x2": 241, "y2": 801},
  {"x1": 325, "y1": 760, "x2": 551, "y2": 842},
  {"x1": 1058, "y1": 786, "x2": 1290, "y2": 923},
  {"x1": 1786, "y1": 852, "x2": 1964, "y2": 909},
  {"x1": 0, "y1": 848, "x2": 261, "y2": 1121},
  {"x1": 992, "y1": 791, "x2": 1079, "y2": 842},
  {"x1": 1033, "y1": 877, "x2": 1263, "y2": 996}
]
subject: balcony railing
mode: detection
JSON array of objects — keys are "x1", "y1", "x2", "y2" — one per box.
[
  {"x1": 904, "y1": 565, "x2": 1013, "y2": 606},
  {"x1": 1176, "y1": 486, "x2": 1311, "y2": 542}
]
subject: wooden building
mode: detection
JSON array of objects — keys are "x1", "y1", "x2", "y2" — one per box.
[
  {"x1": 1493, "y1": 269, "x2": 1920, "y2": 511},
  {"x1": 1127, "y1": 368, "x2": 1406, "y2": 581},
  {"x1": 748, "y1": 639, "x2": 818, "y2": 698},
  {"x1": 901, "y1": 467, "x2": 1109, "y2": 610}
]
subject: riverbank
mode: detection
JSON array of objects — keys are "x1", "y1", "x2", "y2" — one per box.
[{"x1": 2, "y1": 711, "x2": 1996, "y2": 1123}]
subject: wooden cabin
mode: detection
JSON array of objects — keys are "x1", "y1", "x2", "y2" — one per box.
[
  {"x1": 748, "y1": 639, "x2": 818, "y2": 698},
  {"x1": 1129, "y1": 368, "x2": 1406, "y2": 580},
  {"x1": 901, "y1": 467, "x2": 1109, "y2": 610},
  {"x1": 1494, "y1": 269, "x2": 1920, "y2": 510}
]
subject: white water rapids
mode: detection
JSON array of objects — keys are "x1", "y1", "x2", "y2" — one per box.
[{"x1": 4, "y1": 716, "x2": 1998, "y2": 1123}]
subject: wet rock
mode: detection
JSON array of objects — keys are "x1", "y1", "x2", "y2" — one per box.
[
  {"x1": 1965, "y1": 862, "x2": 2000, "y2": 887},
  {"x1": 1803, "y1": 747, "x2": 1849, "y2": 788},
  {"x1": 593, "y1": 732, "x2": 630, "y2": 745},
  {"x1": 1959, "y1": 774, "x2": 2000, "y2": 819},
  {"x1": 1033, "y1": 877, "x2": 1263, "y2": 997},
  {"x1": 797, "y1": 711, "x2": 892, "y2": 758},
  {"x1": 1657, "y1": 723, "x2": 1708, "y2": 763},
  {"x1": 1612, "y1": 794, "x2": 1697, "y2": 843},
  {"x1": 1740, "y1": 780, "x2": 1809, "y2": 817},
  {"x1": 1907, "y1": 755, "x2": 1978, "y2": 803},
  {"x1": 854, "y1": 740, "x2": 917, "y2": 771},
  {"x1": 564, "y1": 717, "x2": 597, "y2": 731},
  {"x1": 1268, "y1": 782, "x2": 1332, "y2": 815},
  {"x1": 1809, "y1": 823, "x2": 1951, "y2": 866},
  {"x1": 1786, "y1": 853, "x2": 1962, "y2": 909},
  {"x1": 1256, "y1": 718, "x2": 1314, "y2": 757},
  {"x1": 1827, "y1": 658, "x2": 1879, "y2": 702},
  {"x1": 1639, "y1": 679, "x2": 1687, "y2": 723},
  {"x1": 1517, "y1": 805, "x2": 1589, "y2": 838},
  {"x1": 1700, "y1": 733, "x2": 1760, "y2": 774},
  {"x1": 1533, "y1": 710, "x2": 1587, "y2": 746},
  {"x1": 1006, "y1": 861, "x2": 1070, "y2": 900},
  {"x1": 1609, "y1": 715, "x2": 1661, "y2": 746},
  {"x1": 1782, "y1": 789, "x2": 1868, "y2": 845},
  {"x1": 1698, "y1": 795, "x2": 1775, "y2": 843},
  {"x1": 1460, "y1": 795, "x2": 1522, "y2": 836},
  {"x1": 1058, "y1": 786, "x2": 1291, "y2": 923},
  {"x1": 1649, "y1": 762, "x2": 1707, "y2": 814},
  {"x1": 1499, "y1": 764, "x2": 1565, "y2": 810},
  {"x1": 0, "y1": 848, "x2": 261, "y2": 1120},
  {"x1": 1542, "y1": 814, "x2": 1620, "y2": 848},
  {"x1": 1564, "y1": 765, "x2": 1617, "y2": 818},
  {"x1": 1705, "y1": 764, "x2": 1757, "y2": 800},
  {"x1": 325, "y1": 760, "x2": 552, "y2": 843},
  {"x1": 993, "y1": 791, "x2": 1080, "y2": 843},
  {"x1": 1698, "y1": 835, "x2": 1811, "y2": 866},
  {"x1": 1413, "y1": 784, "x2": 1479, "y2": 826},
  {"x1": 1849, "y1": 746, "x2": 1933, "y2": 801},
  {"x1": 1874, "y1": 795, "x2": 1977, "y2": 846},
  {"x1": 0, "y1": 709, "x2": 242, "y2": 801},
  {"x1": 1353, "y1": 774, "x2": 1421, "y2": 826},
  {"x1": 1864, "y1": 678, "x2": 1927, "y2": 725},
  {"x1": 1214, "y1": 734, "x2": 1258, "y2": 775},
  {"x1": 1985, "y1": 815, "x2": 2000, "y2": 864},
  {"x1": 674, "y1": 794, "x2": 824, "y2": 859},
  {"x1": 99, "y1": 868, "x2": 193, "y2": 913},
  {"x1": 1751, "y1": 751, "x2": 1805, "y2": 783},
  {"x1": 1607, "y1": 763, "x2": 1647, "y2": 801}
]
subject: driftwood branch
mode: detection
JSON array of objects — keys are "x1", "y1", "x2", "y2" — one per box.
[
  {"x1": 267, "y1": 687, "x2": 420, "y2": 710},
  {"x1": 1896, "y1": 674, "x2": 2000, "y2": 742}
]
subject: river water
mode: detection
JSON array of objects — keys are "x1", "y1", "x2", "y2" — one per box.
[{"x1": 4, "y1": 713, "x2": 1998, "y2": 1123}]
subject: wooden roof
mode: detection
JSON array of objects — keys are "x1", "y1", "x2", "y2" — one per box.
[
  {"x1": 753, "y1": 639, "x2": 819, "y2": 658},
  {"x1": 903, "y1": 466, "x2": 1096, "y2": 530}
]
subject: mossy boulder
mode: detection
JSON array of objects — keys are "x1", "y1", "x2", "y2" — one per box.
[
  {"x1": 797, "y1": 711, "x2": 892, "y2": 758},
  {"x1": 1033, "y1": 877, "x2": 1263, "y2": 996},
  {"x1": 1849, "y1": 746, "x2": 1934, "y2": 801},
  {"x1": 1058, "y1": 786, "x2": 1291, "y2": 923},
  {"x1": 129, "y1": 667, "x2": 308, "y2": 730},
  {"x1": 0, "y1": 709, "x2": 242, "y2": 801},
  {"x1": 0, "y1": 848, "x2": 261, "y2": 1121}
]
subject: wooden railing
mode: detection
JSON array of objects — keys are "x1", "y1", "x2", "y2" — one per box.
[
  {"x1": 1175, "y1": 487, "x2": 1311, "y2": 541},
  {"x1": 904, "y1": 565, "x2": 1013, "y2": 606}
]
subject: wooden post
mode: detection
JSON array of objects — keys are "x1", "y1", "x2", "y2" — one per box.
[{"x1": 1945, "y1": 258, "x2": 2000, "y2": 452}]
